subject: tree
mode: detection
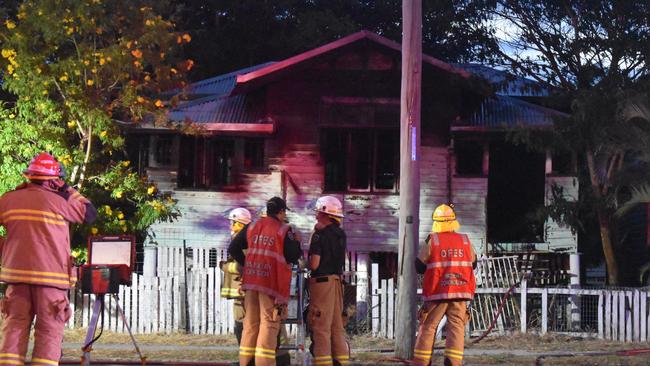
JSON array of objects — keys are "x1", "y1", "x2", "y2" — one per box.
[
  {"x1": 0, "y1": 0, "x2": 192, "y2": 253},
  {"x1": 172, "y1": 0, "x2": 500, "y2": 79},
  {"x1": 492, "y1": 0, "x2": 650, "y2": 284}
]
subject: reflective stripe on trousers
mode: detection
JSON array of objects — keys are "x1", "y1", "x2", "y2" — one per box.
[{"x1": 411, "y1": 300, "x2": 468, "y2": 366}]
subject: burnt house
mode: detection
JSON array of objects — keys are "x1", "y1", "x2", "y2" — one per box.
[{"x1": 126, "y1": 31, "x2": 578, "y2": 283}]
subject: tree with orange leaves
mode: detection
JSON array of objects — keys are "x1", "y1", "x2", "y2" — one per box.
[{"x1": 0, "y1": 0, "x2": 193, "y2": 248}]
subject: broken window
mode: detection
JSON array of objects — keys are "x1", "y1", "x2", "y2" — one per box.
[
  {"x1": 178, "y1": 136, "x2": 234, "y2": 189},
  {"x1": 244, "y1": 138, "x2": 265, "y2": 170},
  {"x1": 322, "y1": 128, "x2": 399, "y2": 192},
  {"x1": 124, "y1": 134, "x2": 149, "y2": 175},
  {"x1": 455, "y1": 140, "x2": 484, "y2": 176}
]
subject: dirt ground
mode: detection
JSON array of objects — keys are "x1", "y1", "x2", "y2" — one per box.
[{"x1": 48, "y1": 330, "x2": 650, "y2": 365}]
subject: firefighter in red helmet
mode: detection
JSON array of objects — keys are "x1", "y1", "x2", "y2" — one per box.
[
  {"x1": 412, "y1": 204, "x2": 477, "y2": 366},
  {"x1": 0, "y1": 152, "x2": 97, "y2": 366}
]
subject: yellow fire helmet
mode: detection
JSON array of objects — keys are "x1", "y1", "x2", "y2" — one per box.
[{"x1": 431, "y1": 204, "x2": 460, "y2": 233}]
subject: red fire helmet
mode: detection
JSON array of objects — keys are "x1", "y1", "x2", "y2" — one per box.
[{"x1": 23, "y1": 152, "x2": 63, "y2": 180}]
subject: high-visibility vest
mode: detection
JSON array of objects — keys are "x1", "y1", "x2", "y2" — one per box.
[
  {"x1": 220, "y1": 260, "x2": 243, "y2": 299},
  {"x1": 422, "y1": 232, "x2": 476, "y2": 301},
  {"x1": 242, "y1": 217, "x2": 292, "y2": 304}
]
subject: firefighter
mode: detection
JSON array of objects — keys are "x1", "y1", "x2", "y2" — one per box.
[
  {"x1": 307, "y1": 196, "x2": 350, "y2": 366},
  {"x1": 0, "y1": 152, "x2": 97, "y2": 366},
  {"x1": 412, "y1": 204, "x2": 477, "y2": 366},
  {"x1": 229, "y1": 197, "x2": 302, "y2": 366},
  {"x1": 220, "y1": 207, "x2": 252, "y2": 345}
]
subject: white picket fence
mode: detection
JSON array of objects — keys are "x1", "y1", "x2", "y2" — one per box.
[
  {"x1": 66, "y1": 250, "x2": 650, "y2": 343},
  {"x1": 68, "y1": 268, "x2": 237, "y2": 334},
  {"x1": 370, "y1": 276, "x2": 650, "y2": 342}
]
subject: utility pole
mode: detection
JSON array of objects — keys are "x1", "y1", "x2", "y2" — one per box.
[{"x1": 395, "y1": 0, "x2": 422, "y2": 360}]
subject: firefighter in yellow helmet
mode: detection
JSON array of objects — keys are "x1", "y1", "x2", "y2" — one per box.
[
  {"x1": 220, "y1": 208, "x2": 252, "y2": 346},
  {"x1": 307, "y1": 196, "x2": 350, "y2": 366},
  {"x1": 412, "y1": 204, "x2": 477, "y2": 366}
]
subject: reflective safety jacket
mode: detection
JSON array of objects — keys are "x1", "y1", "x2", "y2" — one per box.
[
  {"x1": 242, "y1": 216, "x2": 292, "y2": 304},
  {"x1": 0, "y1": 183, "x2": 92, "y2": 289},
  {"x1": 422, "y1": 232, "x2": 476, "y2": 301},
  {"x1": 220, "y1": 260, "x2": 243, "y2": 299}
]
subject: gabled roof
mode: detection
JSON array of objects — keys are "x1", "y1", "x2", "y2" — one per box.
[
  {"x1": 232, "y1": 30, "x2": 472, "y2": 93},
  {"x1": 452, "y1": 95, "x2": 567, "y2": 131}
]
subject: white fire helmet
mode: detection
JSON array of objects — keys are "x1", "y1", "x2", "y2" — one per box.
[
  {"x1": 313, "y1": 196, "x2": 344, "y2": 218},
  {"x1": 224, "y1": 207, "x2": 252, "y2": 225}
]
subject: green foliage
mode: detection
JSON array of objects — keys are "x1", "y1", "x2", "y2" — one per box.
[
  {"x1": 493, "y1": 0, "x2": 650, "y2": 283},
  {"x1": 0, "y1": 0, "x2": 189, "y2": 246}
]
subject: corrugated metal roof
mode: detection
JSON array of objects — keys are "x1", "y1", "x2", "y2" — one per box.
[
  {"x1": 167, "y1": 94, "x2": 267, "y2": 124},
  {"x1": 186, "y1": 62, "x2": 276, "y2": 97},
  {"x1": 167, "y1": 63, "x2": 276, "y2": 98},
  {"x1": 453, "y1": 95, "x2": 567, "y2": 130},
  {"x1": 456, "y1": 63, "x2": 550, "y2": 97}
]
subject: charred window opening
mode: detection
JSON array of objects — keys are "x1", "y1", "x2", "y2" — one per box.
[
  {"x1": 487, "y1": 141, "x2": 545, "y2": 243},
  {"x1": 154, "y1": 136, "x2": 173, "y2": 166},
  {"x1": 455, "y1": 140, "x2": 483, "y2": 176},
  {"x1": 125, "y1": 134, "x2": 149, "y2": 175},
  {"x1": 552, "y1": 151, "x2": 575, "y2": 175},
  {"x1": 322, "y1": 128, "x2": 399, "y2": 192},
  {"x1": 244, "y1": 138, "x2": 265, "y2": 171},
  {"x1": 178, "y1": 136, "x2": 234, "y2": 190}
]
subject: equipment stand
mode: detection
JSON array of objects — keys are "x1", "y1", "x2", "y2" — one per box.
[{"x1": 81, "y1": 293, "x2": 146, "y2": 365}]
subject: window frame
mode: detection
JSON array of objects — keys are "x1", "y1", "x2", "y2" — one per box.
[{"x1": 321, "y1": 127, "x2": 399, "y2": 194}]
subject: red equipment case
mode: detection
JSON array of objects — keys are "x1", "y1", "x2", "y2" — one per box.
[{"x1": 80, "y1": 235, "x2": 136, "y2": 294}]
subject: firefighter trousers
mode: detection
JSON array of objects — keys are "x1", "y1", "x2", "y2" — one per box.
[
  {"x1": 0, "y1": 284, "x2": 71, "y2": 366},
  {"x1": 412, "y1": 300, "x2": 469, "y2": 366},
  {"x1": 235, "y1": 294, "x2": 290, "y2": 365},
  {"x1": 308, "y1": 275, "x2": 350, "y2": 366},
  {"x1": 239, "y1": 290, "x2": 287, "y2": 366}
]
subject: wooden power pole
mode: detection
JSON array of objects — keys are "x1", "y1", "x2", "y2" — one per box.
[{"x1": 395, "y1": 0, "x2": 422, "y2": 359}]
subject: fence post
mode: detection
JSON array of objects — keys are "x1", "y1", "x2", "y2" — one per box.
[
  {"x1": 569, "y1": 253, "x2": 581, "y2": 331},
  {"x1": 619, "y1": 291, "x2": 625, "y2": 341},
  {"x1": 355, "y1": 252, "x2": 370, "y2": 325},
  {"x1": 388, "y1": 278, "x2": 394, "y2": 339},
  {"x1": 598, "y1": 292, "x2": 604, "y2": 339},
  {"x1": 541, "y1": 288, "x2": 548, "y2": 335},
  {"x1": 371, "y1": 263, "x2": 379, "y2": 336},
  {"x1": 520, "y1": 277, "x2": 527, "y2": 334},
  {"x1": 606, "y1": 292, "x2": 612, "y2": 340},
  {"x1": 143, "y1": 246, "x2": 158, "y2": 277},
  {"x1": 641, "y1": 290, "x2": 647, "y2": 342},
  {"x1": 634, "y1": 290, "x2": 640, "y2": 342},
  {"x1": 625, "y1": 291, "x2": 632, "y2": 342}
]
